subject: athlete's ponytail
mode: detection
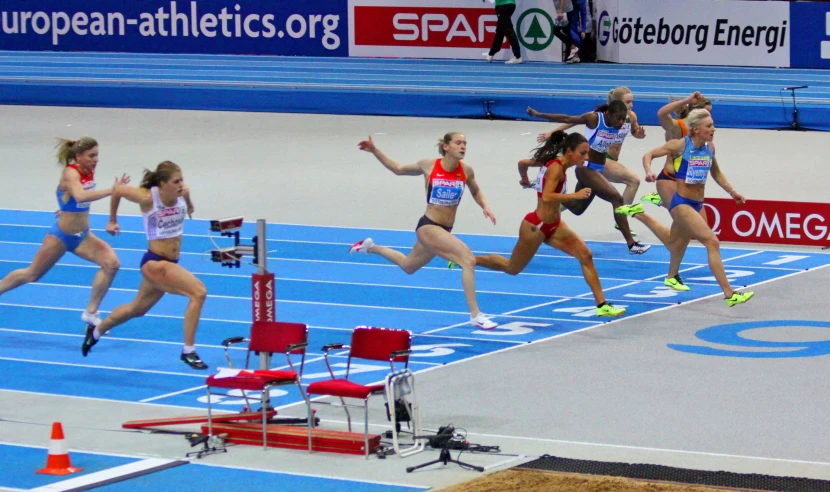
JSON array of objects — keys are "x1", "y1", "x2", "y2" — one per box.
[
  {"x1": 140, "y1": 161, "x2": 181, "y2": 189},
  {"x1": 55, "y1": 137, "x2": 97, "y2": 166},
  {"x1": 532, "y1": 131, "x2": 587, "y2": 164}
]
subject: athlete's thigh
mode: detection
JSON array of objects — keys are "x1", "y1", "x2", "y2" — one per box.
[
  {"x1": 507, "y1": 220, "x2": 546, "y2": 271},
  {"x1": 404, "y1": 238, "x2": 438, "y2": 271},
  {"x1": 132, "y1": 277, "x2": 166, "y2": 313},
  {"x1": 73, "y1": 232, "x2": 117, "y2": 267},
  {"x1": 417, "y1": 226, "x2": 471, "y2": 263},
  {"x1": 142, "y1": 261, "x2": 205, "y2": 297},
  {"x1": 21, "y1": 234, "x2": 67, "y2": 281},
  {"x1": 602, "y1": 158, "x2": 636, "y2": 184},
  {"x1": 656, "y1": 180, "x2": 677, "y2": 210},
  {"x1": 671, "y1": 206, "x2": 715, "y2": 243},
  {"x1": 575, "y1": 167, "x2": 620, "y2": 202},
  {"x1": 547, "y1": 220, "x2": 590, "y2": 258}
]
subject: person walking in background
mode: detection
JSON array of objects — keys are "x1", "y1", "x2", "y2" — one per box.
[
  {"x1": 552, "y1": 0, "x2": 581, "y2": 63},
  {"x1": 486, "y1": 0, "x2": 523, "y2": 65}
]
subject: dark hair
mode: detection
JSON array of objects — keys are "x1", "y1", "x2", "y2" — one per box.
[
  {"x1": 532, "y1": 131, "x2": 588, "y2": 164},
  {"x1": 140, "y1": 161, "x2": 181, "y2": 189},
  {"x1": 595, "y1": 100, "x2": 628, "y2": 120},
  {"x1": 55, "y1": 136, "x2": 98, "y2": 166}
]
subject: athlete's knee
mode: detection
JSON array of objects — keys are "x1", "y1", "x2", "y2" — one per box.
[
  {"x1": 21, "y1": 268, "x2": 45, "y2": 284},
  {"x1": 504, "y1": 264, "x2": 524, "y2": 276},
  {"x1": 102, "y1": 254, "x2": 120, "y2": 274},
  {"x1": 575, "y1": 247, "x2": 593, "y2": 265},
  {"x1": 700, "y1": 235, "x2": 720, "y2": 250},
  {"x1": 626, "y1": 175, "x2": 641, "y2": 189},
  {"x1": 190, "y1": 283, "x2": 208, "y2": 304},
  {"x1": 453, "y1": 251, "x2": 476, "y2": 271},
  {"x1": 401, "y1": 263, "x2": 420, "y2": 275}
]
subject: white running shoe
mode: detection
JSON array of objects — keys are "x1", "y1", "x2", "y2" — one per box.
[
  {"x1": 81, "y1": 310, "x2": 101, "y2": 327},
  {"x1": 349, "y1": 237, "x2": 374, "y2": 254},
  {"x1": 628, "y1": 241, "x2": 651, "y2": 255},
  {"x1": 471, "y1": 313, "x2": 498, "y2": 330},
  {"x1": 505, "y1": 57, "x2": 524, "y2": 65},
  {"x1": 482, "y1": 52, "x2": 494, "y2": 62}
]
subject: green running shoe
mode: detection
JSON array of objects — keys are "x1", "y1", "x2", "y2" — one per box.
[
  {"x1": 614, "y1": 224, "x2": 637, "y2": 236},
  {"x1": 614, "y1": 203, "x2": 645, "y2": 216},
  {"x1": 596, "y1": 302, "x2": 626, "y2": 317},
  {"x1": 641, "y1": 192, "x2": 662, "y2": 206},
  {"x1": 664, "y1": 275, "x2": 690, "y2": 292},
  {"x1": 725, "y1": 291, "x2": 754, "y2": 307},
  {"x1": 447, "y1": 261, "x2": 458, "y2": 270}
]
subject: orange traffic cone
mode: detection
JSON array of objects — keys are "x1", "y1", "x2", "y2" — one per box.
[{"x1": 36, "y1": 422, "x2": 83, "y2": 475}]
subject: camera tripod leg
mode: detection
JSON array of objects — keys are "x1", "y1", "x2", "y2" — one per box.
[{"x1": 406, "y1": 448, "x2": 484, "y2": 473}]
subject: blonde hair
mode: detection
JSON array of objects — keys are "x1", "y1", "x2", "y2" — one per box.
[
  {"x1": 608, "y1": 86, "x2": 632, "y2": 103},
  {"x1": 436, "y1": 132, "x2": 462, "y2": 156},
  {"x1": 140, "y1": 161, "x2": 181, "y2": 189},
  {"x1": 55, "y1": 137, "x2": 98, "y2": 166},
  {"x1": 685, "y1": 109, "x2": 712, "y2": 136}
]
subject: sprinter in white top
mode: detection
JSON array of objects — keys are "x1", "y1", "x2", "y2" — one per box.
[{"x1": 82, "y1": 161, "x2": 210, "y2": 370}]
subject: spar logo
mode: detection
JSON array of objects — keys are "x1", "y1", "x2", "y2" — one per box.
[
  {"x1": 516, "y1": 8, "x2": 554, "y2": 51},
  {"x1": 598, "y1": 10, "x2": 611, "y2": 46}
]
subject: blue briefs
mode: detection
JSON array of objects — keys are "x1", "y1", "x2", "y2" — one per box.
[
  {"x1": 669, "y1": 193, "x2": 703, "y2": 213},
  {"x1": 48, "y1": 222, "x2": 89, "y2": 252},
  {"x1": 584, "y1": 161, "x2": 605, "y2": 172},
  {"x1": 140, "y1": 250, "x2": 179, "y2": 269}
]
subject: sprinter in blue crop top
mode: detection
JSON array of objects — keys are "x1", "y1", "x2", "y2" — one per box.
[
  {"x1": 0, "y1": 137, "x2": 130, "y2": 328},
  {"x1": 617, "y1": 109, "x2": 754, "y2": 308}
]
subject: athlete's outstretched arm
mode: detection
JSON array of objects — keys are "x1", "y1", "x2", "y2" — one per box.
[
  {"x1": 657, "y1": 92, "x2": 702, "y2": 136},
  {"x1": 464, "y1": 163, "x2": 496, "y2": 225},
  {"x1": 708, "y1": 145, "x2": 745, "y2": 204},
  {"x1": 526, "y1": 108, "x2": 598, "y2": 128},
  {"x1": 106, "y1": 185, "x2": 152, "y2": 236},
  {"x1": 642, "y1": 138, "x2": 685, "y2": 177},
  {"x1": 358, "y1": 136, "x2": 425, "y2": 176}
]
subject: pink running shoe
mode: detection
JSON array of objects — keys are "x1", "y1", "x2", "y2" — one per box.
[{"x1": 349, "y1": 237, "x2": 374, "y2": 254}]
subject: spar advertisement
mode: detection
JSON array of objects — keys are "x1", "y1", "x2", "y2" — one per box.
[
  {"x1": 348, "y1": 0, "x2": 562, "y2": 61},
  {"x1": 0, "y1": 0, "x2": 348, "y2": 56},
  {"x1": 595, "y1": 0, "x2": 790, "y2": 67},
  {"x1": 704, "y1": 199, "x2": 830, "y2": 247}
]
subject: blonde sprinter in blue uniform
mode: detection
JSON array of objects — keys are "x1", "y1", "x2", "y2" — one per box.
[
  {"x1": 349, "y1": 133, "x2": 499, "y2": 330},
  {"x1": 619, "y1": 109, "x2": 753, "y2": 307},
  {"x1": 0, "y1": 137, "x2": 128, "y2": 327}
]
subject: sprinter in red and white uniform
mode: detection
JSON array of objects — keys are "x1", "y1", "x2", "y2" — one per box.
[
  {"x1": 470, "y1": 131, "x2": 625, "y2": 317},
  {"x1": 82, "y1": 161, "x2": 209, "y2": 370},
  {"x1": 349, "y1": 133, "x2": 499, "y2": 330},
  {"x1": 0, "y1": 137, "x2": 128, "y2": 328}
]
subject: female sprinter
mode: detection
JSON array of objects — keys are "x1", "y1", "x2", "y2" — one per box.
[
  {"x1": 0, "y1": 137, "x2": 128, "y2": 327},
  {"x1": 526, "y1": 100, "x2": 650, "y2": 254},
  {"x1": 82, "y1": 161, "x2": 209, "y2": 369},
  {"x1": 618, "y1": 109, "x2": 753, "y2": 307},
  {"x1": 642, "y1": 91, "x2": 713, "y2": 208},
  {"x1": 471, "y1": 131, "x2": 625, "y2": 317},
  {"x1": 349, "y1": 133, "x2": 499, "y2": 330}
]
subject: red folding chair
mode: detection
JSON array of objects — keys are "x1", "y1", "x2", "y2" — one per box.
[
  {"x1": 205, "y1": 321, "x2": 310, "y2": 450},
  {"x1": 305, "y1": 326, "x2": 412, "y2": 459}
]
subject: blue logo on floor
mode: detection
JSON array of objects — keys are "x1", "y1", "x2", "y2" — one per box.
[{"x1": 668, "y1": 320, "x2": 830, "y2": 358}]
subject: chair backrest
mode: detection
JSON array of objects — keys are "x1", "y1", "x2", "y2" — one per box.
[
  {"x1": 349, "y1": 326, "x2": 411, "y2": 363},
  {"x1": 248, "y1": 321, "x2": 308, "y2": 355}
]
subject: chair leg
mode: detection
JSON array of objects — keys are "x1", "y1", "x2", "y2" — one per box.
[
  {"x1": 340, "y1": 397, "x2": 352, "y2": 433},
  {"x1": 364, "y1": 398, "x2": 369, "y2": 460},
  {"x1": 262, "y1": 386, "x2": 270, "y2": 450},
  {"x1": 207, "y1": 387, "x2": 213, "y2": 438},
  {"x1": 307, "y1": 400, "x2": 313, "y2": 454}
]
